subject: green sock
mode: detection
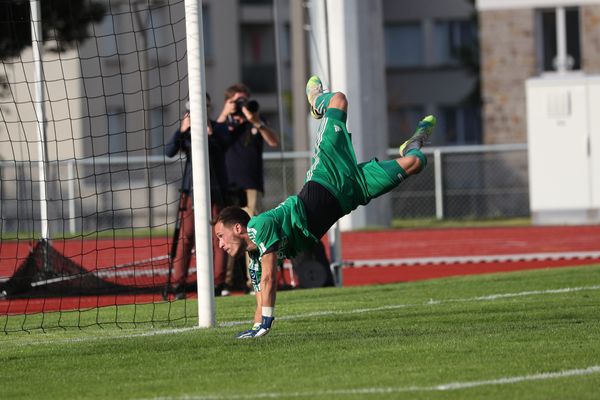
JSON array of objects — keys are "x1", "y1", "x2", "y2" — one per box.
[{"x1": 405, "y1": 148, "x2": 427, "y2": 173}]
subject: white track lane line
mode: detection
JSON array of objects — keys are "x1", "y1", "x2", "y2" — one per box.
[
  {"x1": 346, "y1": 251, "x2": 600, "y2": 267},
  {"x1": 144, "y1": 365, "x2": 600, "y2": 400}
]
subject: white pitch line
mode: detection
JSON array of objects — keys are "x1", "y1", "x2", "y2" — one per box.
[
  {"x1": 144, "y1": 365, "x2": 600, "y2": 400},
  {"x1": 219, "y1": 284, "x2": 600, "y2": 327},
  {"x1": 12, "y1": 284, "x2": 600, "y2": 346},
  {"x1": 11, "y1": 326, "x2": 203, "y2": 347}
]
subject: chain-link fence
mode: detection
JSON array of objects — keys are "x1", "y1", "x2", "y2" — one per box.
[
  {"x1": 0, "y1": 144, "x2": 529, "y2": 235},
  {"x1": 264, "y1": 144, "x2": 530, "y2": 220}
]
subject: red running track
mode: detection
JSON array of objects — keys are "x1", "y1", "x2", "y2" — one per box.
[
  {"x1": 339, "y1": 225, "x2": 600, "y2": 259},
  {"x1": 337, "y1": 225, "x2": 600, "y2": 285},
  {"x1": 2, "y1": 225, "x2": 600, "y2": 314}
]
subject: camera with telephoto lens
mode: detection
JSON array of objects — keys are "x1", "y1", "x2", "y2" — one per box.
[{"x1": 234, "y1": 98, "x2": 259, "y2": 116}]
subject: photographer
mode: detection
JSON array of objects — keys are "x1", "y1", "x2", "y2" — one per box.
[
  {"x1": 217, "y1": 83, "x2": 278, "y2": 224},
  {"x1": 217, "y1": 83, "x2": 279, "y2": 291},
  {"x1": 164, "y1": 94, "x2": 235, "y2": 300}
]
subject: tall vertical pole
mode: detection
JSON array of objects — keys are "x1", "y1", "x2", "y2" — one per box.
[
  {"x1": 184, "y1": 0, "x2": 215, "y2": 328},
  {"x1": 307, "y1": 0, "x2": 330, "y2": 87},
  {"x1": 133, "y1": 2, "x2": 154, "y2": 229},
  {"x1": 326, "y1": 0, "x2": 389, "y2": 230},
  {"x1": 30, "y1": 0, "x2": 49, "y2": 244},
  {"x1": 68, "y1": 160, "x2": 76, "y2": 233},
  {"x1": 291, "y1": 0, "x2": 308, "y2": 190},
  {"x1": 308, "y1": 0, "x2": 342, "y2": 284},
  {"x1": 272, "y1": 0, "x2": 288, "y2": 196},
  {"x1": 434, "y1": 149, "x2": 444, "y2": 220},
  {"x1": 555, "y1": 7, "x2": 567, "y2": 73}
]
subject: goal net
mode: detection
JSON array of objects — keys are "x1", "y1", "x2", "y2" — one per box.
[{"x1": 0, "y1": 0, "x2": 199, "y2": 332}]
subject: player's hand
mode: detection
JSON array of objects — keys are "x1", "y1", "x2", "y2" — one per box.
[
  {"x1": 235, "y1": 323, "x2": 260, "y2": 339},
  {"x1": 235, "y1": 316, "x2": 274, "y2": 339},
  {"x1": 252, "y1": 315, "x2": 274, "y2": 338}
]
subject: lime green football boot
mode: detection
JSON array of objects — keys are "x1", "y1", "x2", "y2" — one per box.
[
  {"x1": 306, "y1": 75, "x2": 326, "y2": 119},
  {"x1": 399, "y1": 115, "x2": 436, "y2": 156}
]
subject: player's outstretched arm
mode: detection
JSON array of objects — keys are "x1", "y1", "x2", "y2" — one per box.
[
  {"x1": 253, "y1": 252, "x2": 277, "y2": 337},
  {"x1": 235, "y1": 252, "x2": 277, "y2": 339},
  {"x1": 235, "y1": 290, "x2": 262, "y2": 338},
  {"x1": 259, "y1": 252, "x2": 278, "y2": 306}
]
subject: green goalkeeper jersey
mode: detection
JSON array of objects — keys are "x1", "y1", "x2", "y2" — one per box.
[
  {"x1": 247, "y1": 195, "x2": 317, "y2": 259},
  {"x1": 246, "y1": 107, "x2": 404, "y2": 291},
  {"x1": 246, "y1": 195, "x2": 318, "y2": 290},
  {"x1": 306, "y1": 108, "x2": 377, "y2": 214},
  {"x1": 246, "y1": 109, "x2": 363, "y2": 265}
]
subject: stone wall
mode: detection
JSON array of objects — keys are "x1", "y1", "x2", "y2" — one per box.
[
  {"x1": 479, "y1": 9, "x2": 536, "y2": 144},
  {"x1": 582, "y1": 5, "x2": 600, "y2": 73},
  {"x1": 479, "y1": 5, "x2": 600, "y2": 144}
]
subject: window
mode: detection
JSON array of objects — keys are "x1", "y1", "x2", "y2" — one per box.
[
  {"x1": 384, "y1": 23, "x2": 423, "y2": 68},
  {"x1": 202, "y1": 6, "x2": 213, "y2": 60},
  {"x1": 438, "y1": 105, "x2": 481, "y2": 145},
  {"x1": 388, "y1": 106, "x2": 424, "y2": 147},
  {"x1": 538, "y1": 7, "x2": 581, "y2": 72},
  {"x1": 241, "y1": 24, "x2": 277, "y2": 93},
  {"x1": 434, "y1": 20, "x2": 477, "y2": 66},
  {"x1": 107, "y1": 109, "x2": 125, "y2": 154}
]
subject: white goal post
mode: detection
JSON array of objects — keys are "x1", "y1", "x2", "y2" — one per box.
[{"x1": 184, "y1": 0, "x2": 215, "y2": 328}]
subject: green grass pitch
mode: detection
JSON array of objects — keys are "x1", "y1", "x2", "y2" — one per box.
[{"x1": 2, "y1": 264, "x2": 600, "y2": 399}]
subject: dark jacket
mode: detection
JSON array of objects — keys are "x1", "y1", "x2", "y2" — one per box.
[
  {"x1": 165, "y1": 120, "x2": 234, "y2": 205},
  {"x1": 224, "y1": 120, "x2": 267, "y2": 192}
]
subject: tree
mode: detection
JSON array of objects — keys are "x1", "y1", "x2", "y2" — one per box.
[
  {"x1": 0, "y1": 0, "x2": 105, "y2": 58},
  {"x1": 0, "y1": 0, "x2": 105, "y2": 93}
]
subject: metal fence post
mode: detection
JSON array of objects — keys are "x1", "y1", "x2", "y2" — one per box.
[
  {"x1": 68, "y1": 159, "x2": 76, "y2": 234},
  {"x1": 434, "y1": 148, "x2": 443, "y2": 220}
]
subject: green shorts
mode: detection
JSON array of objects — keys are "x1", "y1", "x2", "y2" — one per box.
[{"x1": 306, "y1": 108, "x2": 400, "y2": 214}]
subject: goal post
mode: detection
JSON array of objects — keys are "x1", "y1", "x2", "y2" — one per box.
[
  {"x1": 30, "y1": 0, "x2": 49, "y2": 243},
  {"x1": 184, "y1": 0, "x2": 215, "y2": 329}
]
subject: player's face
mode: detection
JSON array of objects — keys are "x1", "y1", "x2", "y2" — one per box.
[{"x1": 214, "y1": 221, "x2": 246, "y2": 257}]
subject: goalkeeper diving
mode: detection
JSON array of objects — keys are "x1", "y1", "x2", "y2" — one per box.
[{"x1": 214, "y1": 76, "x2": 436, "y2": 338}]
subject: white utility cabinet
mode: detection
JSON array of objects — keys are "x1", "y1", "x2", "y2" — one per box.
[{"x1": 526, "y1": 75, "x2": 600, "y2": 225}]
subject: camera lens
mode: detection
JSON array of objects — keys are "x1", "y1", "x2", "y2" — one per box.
[
  {"x1": 234, "y1": 98, "x2": 246, "y2": 115},
  {"x1": 246, "y1": 100, "x2": 259, "y2": 113},
  {"x1": 233, "y1": 98, "x2": 259, "y2": 115}
]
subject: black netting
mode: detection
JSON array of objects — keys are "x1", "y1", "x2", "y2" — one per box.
[{"x1": 0, "y1": 239, "x2": 169, "y2": 299}]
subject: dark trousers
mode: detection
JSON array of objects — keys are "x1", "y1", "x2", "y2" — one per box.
[{"x1": 171, "y1": 194, "x2": 227, "y2": 288}]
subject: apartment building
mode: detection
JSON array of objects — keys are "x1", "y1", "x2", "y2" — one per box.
[
  {"x1": 0, "y1": 0, "x2": 483, "y2": 232},
  {"x1": 1, "y1": 0, "x2": 480, "y2": 159},
  {"x1": 476, "y1": 0, "x2": 600, "y2": 143},
  {"x1": 382, "y1": 0, "x2": 480, "y2": 147},
  {"x1": 208, "y1": 0, "x2": 480, "y2": 148}
]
